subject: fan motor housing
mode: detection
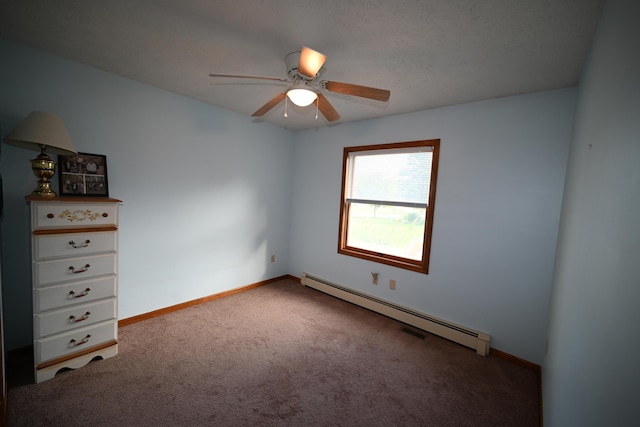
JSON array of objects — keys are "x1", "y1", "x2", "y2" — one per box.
[
  {"x1": 286, "y1": 51, "x2": 323, "y2": 81},
  {"x1": 285, "y1": 51, "x2": 301, "y2": 78}
]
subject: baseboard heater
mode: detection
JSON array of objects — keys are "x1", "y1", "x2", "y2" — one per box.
[{"x1": 300, "y1": 273, "x2": 490, "y2": 356}]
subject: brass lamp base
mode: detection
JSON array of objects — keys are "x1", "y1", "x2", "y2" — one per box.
[{"x1": 31, "y1": 152, "x2": 58, "y2": 197}]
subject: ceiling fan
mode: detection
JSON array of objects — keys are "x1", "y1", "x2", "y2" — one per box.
[{"x1": 209, "y1": 46, "x2": 390, "y2": 122}]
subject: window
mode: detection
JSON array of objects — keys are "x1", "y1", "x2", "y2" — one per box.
[{"x1": 338, "y1": 139, "x2": 440, "y2": 274}]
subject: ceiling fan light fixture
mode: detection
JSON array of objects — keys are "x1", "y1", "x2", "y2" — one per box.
[{"x1": 287, "y1": 88, "x2": 317, "y2": 107}]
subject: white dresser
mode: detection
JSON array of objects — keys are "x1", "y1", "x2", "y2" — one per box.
[{"x1": 28, "y1": 196, "x2": 121, "y2": 383}]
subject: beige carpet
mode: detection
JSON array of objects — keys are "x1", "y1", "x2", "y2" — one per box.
[{"x1": 7, "y1": 278, "x2": 540, "y2": 426}]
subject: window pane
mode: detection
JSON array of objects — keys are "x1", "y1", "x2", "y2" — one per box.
[
  {"x1": 346, "y1": 203, "x2": 426, "y2": 261},
  {"x1": 350, "y1": 151, "x2": 432, "y2": 204}
]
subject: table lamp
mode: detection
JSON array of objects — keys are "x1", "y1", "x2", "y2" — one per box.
[{"x1": 3, "y1": 111, "x2": 78, "y2": 197}]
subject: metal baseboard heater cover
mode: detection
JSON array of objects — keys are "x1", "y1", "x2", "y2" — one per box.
[{"x1": 301, "y1": 273, "x2": 490, "y2": 356}]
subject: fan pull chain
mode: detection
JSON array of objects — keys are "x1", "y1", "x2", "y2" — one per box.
[
  {"x1": 284, "y1": 95, "x2": 288, "y2": 118},
  {"x1": 315, "y1": 96, "x2": 319, "y2": 120}
]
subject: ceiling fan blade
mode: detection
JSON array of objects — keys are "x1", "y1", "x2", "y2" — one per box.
[
  {"x1": 209, "y1": 73, "x2": 288, "y2": 82},
  {"x1": 251, "y1": 92, "x2": 287, "y2": 117},
  {"x1": 317, "y1": 93, "x2": 340, "y2": 122},
  {"x1": 298, "y1": 46, "x2": 326, "y2": 79},
  {"x1": 323, "y1": 81, "x2": 390, "y2": 102}
]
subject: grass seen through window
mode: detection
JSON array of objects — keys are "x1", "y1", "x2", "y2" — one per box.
[{"x1": 347, "y1": 204, "x2": 426, "y2": 261}]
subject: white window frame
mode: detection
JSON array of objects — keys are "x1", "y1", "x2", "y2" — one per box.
[{"x1": 338, "y1": 139, "x2": 440, "y2": 274}]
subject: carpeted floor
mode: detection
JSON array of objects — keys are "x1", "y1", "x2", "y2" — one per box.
[{"x1": 7, "y1": 278, "x2": 540, "y2": 426}]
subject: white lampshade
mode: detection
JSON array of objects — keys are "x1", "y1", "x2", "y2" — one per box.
[
  {"x1": 3, "y1": 111, "x2": 78, "y2": 155},
  {"x1": 3, "y1": 111, "x2": 78, "y2": 197},
  {"x1": 287, "y1": 88, "x2": 318, "y2": 107}
]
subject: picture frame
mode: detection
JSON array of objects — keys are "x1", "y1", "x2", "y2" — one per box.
[{"x1": 58, "y1": 152, "x2": 109, "y2": 197}]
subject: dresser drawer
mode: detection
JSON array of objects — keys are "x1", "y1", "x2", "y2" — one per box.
[
  {"x1": 35, "y1": 276, "x2": 117, "y2": 312},
  {"x1": 32, "y1": 202, "x2": 118, "y2": 230},
  {"x1": 35, "y1": 298, "x2": 116, "y2": 338},
  {"x1": 34, "y1": 231, "x2": 116, "y2": 260},
  {"x1": 34, "y1": 253, "x2": 116, "y2": 287},
  {"x1": 35, "y1": 320, "x2": 117, "y2": 364}
]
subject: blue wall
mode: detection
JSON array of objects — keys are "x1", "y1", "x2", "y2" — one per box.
[
  {"x1": 0, "y1": 39, "x2": 295, "y2": 350},
  {"x1": 543, "y1": 0, "x2": 640, "y2": 425},
  {"x1": 289, "y1": 89, "x2": 576, "y2": 364}
]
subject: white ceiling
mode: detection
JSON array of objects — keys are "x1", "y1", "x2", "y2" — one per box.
[{"x1": 0, "y1": 0, "x2": 603, "y2": 130}]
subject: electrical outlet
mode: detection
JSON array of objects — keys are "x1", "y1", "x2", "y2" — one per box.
[
  {"x1": 270, "y1": 254, "x2": 276, "y2": 263},
  {"x1": 389, "y1": 279, "x2": 396, "y2": 290},
  {"x1": 372, "y1": 272, "x2": 379, "y2": 285}
]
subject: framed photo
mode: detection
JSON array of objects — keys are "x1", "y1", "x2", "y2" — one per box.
[{"x1": 58, "y1": 152, "x2": 109, "y2": 197}]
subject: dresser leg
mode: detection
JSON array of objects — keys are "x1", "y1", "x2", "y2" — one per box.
[{"x1": 35, "y1": 344, "x2": 118, "y2": 383}]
